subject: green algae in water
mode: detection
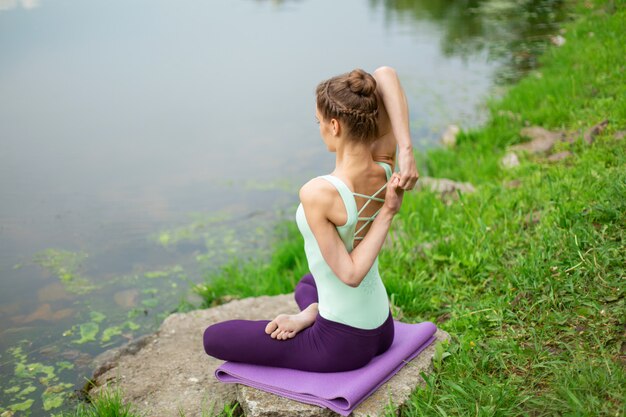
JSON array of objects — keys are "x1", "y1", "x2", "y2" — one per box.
[
  {"x1": 16, "y1": 385, "x2": 37, "y2": 398},
  {"x1": 144, "y1": 265, "x2": 184, "y2": 279},
  {"x1": 124, "y1": 321, "x2": 140, "y2": 331},
  {"x1": 4, "y1": 386, "x2": 20, "y2": 394},
  {"x1": 32, "y1": 248, "x2": 97, "y2": 294},
  {"x1": 141, "y1": 298, "x2": 159, "y2": 308},
  {"x1": 127, "y1": 307, "x2": 144, "y2": 319},
  {"x1": 15, "y1": 361, "x2": 56, "y2": 384},
  {"x1": 89, "y1": 311, "x2": 106, "y2": 323},
  {"x1": 74, "y1": 322, "x2": 99, "y2": 344},
  {"x1": 66, "y1": 311, "x2": 106, "y2": 344},
  {"x1": 8, "y1": 398, "x2": 34, "y2": 412},
  {"x1": 101, "y1": 325, "x2": 123, "y2": 342},
  {"x1": 243, "y1": 178, "x2": 296, "y2": 192},
  {"x1": 152, "y1": 212, "x2": 232, "y2": 247},
  {"x1": 42, "y1": 383, "x2": 73, "y2": 411},
  {"x1": 3, "y1": 346, "x2": 75, "y2": 414},
  {"x1": 55, "y1": 361, "x2": 74, "y2": 371}
]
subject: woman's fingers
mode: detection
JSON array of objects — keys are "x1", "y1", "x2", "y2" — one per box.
[
  {"x1": 386, "y1": 174, "x2": 399, "y2": 192},
  {"x1": 398, "y1": 170, "x2": 419, "y2": 190},
  {"x1": 384, "y1": 174, "x2": 404, "y2": 214}
]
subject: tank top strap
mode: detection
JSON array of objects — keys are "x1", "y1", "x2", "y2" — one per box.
[
  {"x1": 319, "y1": 175, "x2": 357, "y2": 227},
  {"x1": 375, "y1": 161, "x2": 393, "y2": 181}
]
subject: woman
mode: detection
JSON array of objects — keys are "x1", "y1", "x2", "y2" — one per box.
[{"x1": 203, "y1": 66, "x2": 418, "y2": 372}]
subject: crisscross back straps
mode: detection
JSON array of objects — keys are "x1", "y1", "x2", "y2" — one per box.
[{"x1": 353, "y1": 181, "x2": 387, "y2": 240}]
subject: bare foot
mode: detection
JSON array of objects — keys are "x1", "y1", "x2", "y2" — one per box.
[{"x1": 265, "y1": 303, "x2": 318, "y2": 340}]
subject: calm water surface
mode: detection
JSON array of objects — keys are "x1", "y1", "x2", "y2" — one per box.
[{"x1": 0, "y1": 0, "x2": 564, "y2": 414}]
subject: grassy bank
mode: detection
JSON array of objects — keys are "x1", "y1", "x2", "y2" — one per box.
[
  {"x1": 67, "y1": 0, "x2": 624, "y2": 415},
  {"x1": 194, "y1": 1, "x2": 625, "y2": 415}
]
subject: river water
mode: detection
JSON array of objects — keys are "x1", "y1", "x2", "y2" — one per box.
[{"x1": 0, "y1": 0, "x2": 564, "y2": 414}]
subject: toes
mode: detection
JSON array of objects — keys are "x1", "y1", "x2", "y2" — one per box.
[{"x1": 265, "y1": 321, "x2": 277, "y2": 335}]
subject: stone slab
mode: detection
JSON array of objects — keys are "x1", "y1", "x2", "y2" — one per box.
[{"x1": 91, "y1": 294, "x2": 449, "y2": 417}]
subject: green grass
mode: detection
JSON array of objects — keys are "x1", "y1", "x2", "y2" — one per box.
[
  {"x1": 191, "y1": 221, "x2": 307, "y2": 308},
  {"x1": 60, "y1": 386, "x2": 242, "y2": 417},
  {"x1": 58, "y1": 388, "x2": 142, "y2": 417},
  {"x1": 66, "y1": 0, "x2": 625, "y2": 415}
]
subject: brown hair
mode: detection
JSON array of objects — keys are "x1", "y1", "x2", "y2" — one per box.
[{"x1": 315, "y1": 68, "x2": 379, "y2": 143}]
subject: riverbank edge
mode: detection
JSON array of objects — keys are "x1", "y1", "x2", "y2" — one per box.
[{"x1": 69, "y1": 0, "x2": 624, "y2": 415}]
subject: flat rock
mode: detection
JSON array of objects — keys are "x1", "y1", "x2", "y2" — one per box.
[
  {"x1": 416, "y1": 177, "x2": 476, "y2": 195},
  {"x1": 90, "y1": 294, "x2": 449, "y2": 417},
  {"x1": 547, "y1": 151, "x2": 573, "y2": 162},
  {"x1": 501, "y1": 152, "x2": 520, "y2": 169},
  {"x1": 510, "y1": 126, "x2": 566, "y2": 154},
  {"x1": 583, "y1": 119, "x2": 609, "y2": 144},
  {"x1": 441, "y1": 124, "x2": 460, "y2": 148}
]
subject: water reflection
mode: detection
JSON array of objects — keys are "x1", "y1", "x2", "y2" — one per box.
[
  {"x1": 251, "y1": 0, "x2": 305, "y2": 6},
  {"x1": 371, "y1": 0, "x2": 565, "y2": 82},
  {"x1": 0, "y1": 0, "x2": 39, "y2": 11}
]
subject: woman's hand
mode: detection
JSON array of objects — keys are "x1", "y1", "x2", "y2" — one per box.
[
  {"x1": 397, "y1": 147, "x2": 419, "y2": 190},
  {"x1": 383, "y1": 173, "x2": 405, "y2": 215}
]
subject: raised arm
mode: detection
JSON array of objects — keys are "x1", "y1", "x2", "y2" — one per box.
[
  {"x1": 300, "y1": 173, "x2": 404, "y2": 288},
  {"x1": 371, "y1": 66, "x2": 419, "y2": 190}
]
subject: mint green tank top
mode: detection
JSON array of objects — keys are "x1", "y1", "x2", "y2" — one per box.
[{"x1": 295, "y1": 162, "x2": 393, "y2": 330}]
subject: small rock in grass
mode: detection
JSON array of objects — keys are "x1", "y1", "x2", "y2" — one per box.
[
  {"x1": 505, "y1": 179, "x2": 522, "y2": 189},
  {"x1": 501, "y1": 152, "x2": 520, "y2": 169},
  {"x1": 583, "y1": 119, "x2": 609, "y2": 144},
  {"x1": 435, "y1": 313, "x2": 451, "y2": 324},
  {"x1": 416, "y1": 177, "x2": 476, "y2": 195},
  {"x1": 497, "y1": 110, "x2": 522, "y2": 121},
  {"x1": 511, "y1": 126, "x2": 566, "y2": 154},
  {"x1": 441, "y1": 125, "x2": 460, "y2": 148},
  {"x1": 550, "y1": 35, "x2": 566, "y2": 46},
  {"x1": 547, "y1": 151, "x2": 573, "y2": 162},
  {"x1": 524, "y1": 210, "x2": 541, "y2": 227}
]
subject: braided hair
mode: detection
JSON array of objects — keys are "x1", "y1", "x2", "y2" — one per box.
[{"x1": 315, "y1": 69, "x2": 379, "y2": 143}]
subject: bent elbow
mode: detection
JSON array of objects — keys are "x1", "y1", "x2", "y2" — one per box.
[
  {"x1": 373, "y1": 66, "x2": 397, "y2": 78},
  {"x1": 343, "y1": 273, "x2": 364, "y2": 288}
]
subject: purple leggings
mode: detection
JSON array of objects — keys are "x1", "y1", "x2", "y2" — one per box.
[{"x1": 203, "y1": 273, "x2": 395, "y2": 372}]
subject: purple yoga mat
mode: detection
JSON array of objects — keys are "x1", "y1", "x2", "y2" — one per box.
[{"x1": 214, "y1": 321, "x2": 437, "y2": 416}]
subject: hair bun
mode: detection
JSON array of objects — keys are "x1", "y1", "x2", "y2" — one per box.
[{"x1": 347, "y1": 68, "x2": 376, "y2": 96}]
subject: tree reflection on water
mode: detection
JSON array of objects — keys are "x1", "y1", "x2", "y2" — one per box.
[{"x1": 370, "y1": 0, "x2": 567, "y2": 83}]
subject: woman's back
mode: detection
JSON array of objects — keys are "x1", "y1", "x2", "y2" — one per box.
[
  {"x1": 295, "y1": 161, "x2": 393, "y2": 330},
  {"x1": 329, "y1": 162, "x2": 392, "y2": 249}
]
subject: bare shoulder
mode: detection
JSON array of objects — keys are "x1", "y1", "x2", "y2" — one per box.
[{"x1": 299, "y1": 177, "x2": 335, "y2": 208}]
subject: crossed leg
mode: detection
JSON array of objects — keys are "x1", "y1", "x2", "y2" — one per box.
[
  {"x1": 264, "y1": 273, "x2": 319, "y2": 340},
  {"x1": 203, "y1": 273, "x2": 393, "y2": 372}
]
